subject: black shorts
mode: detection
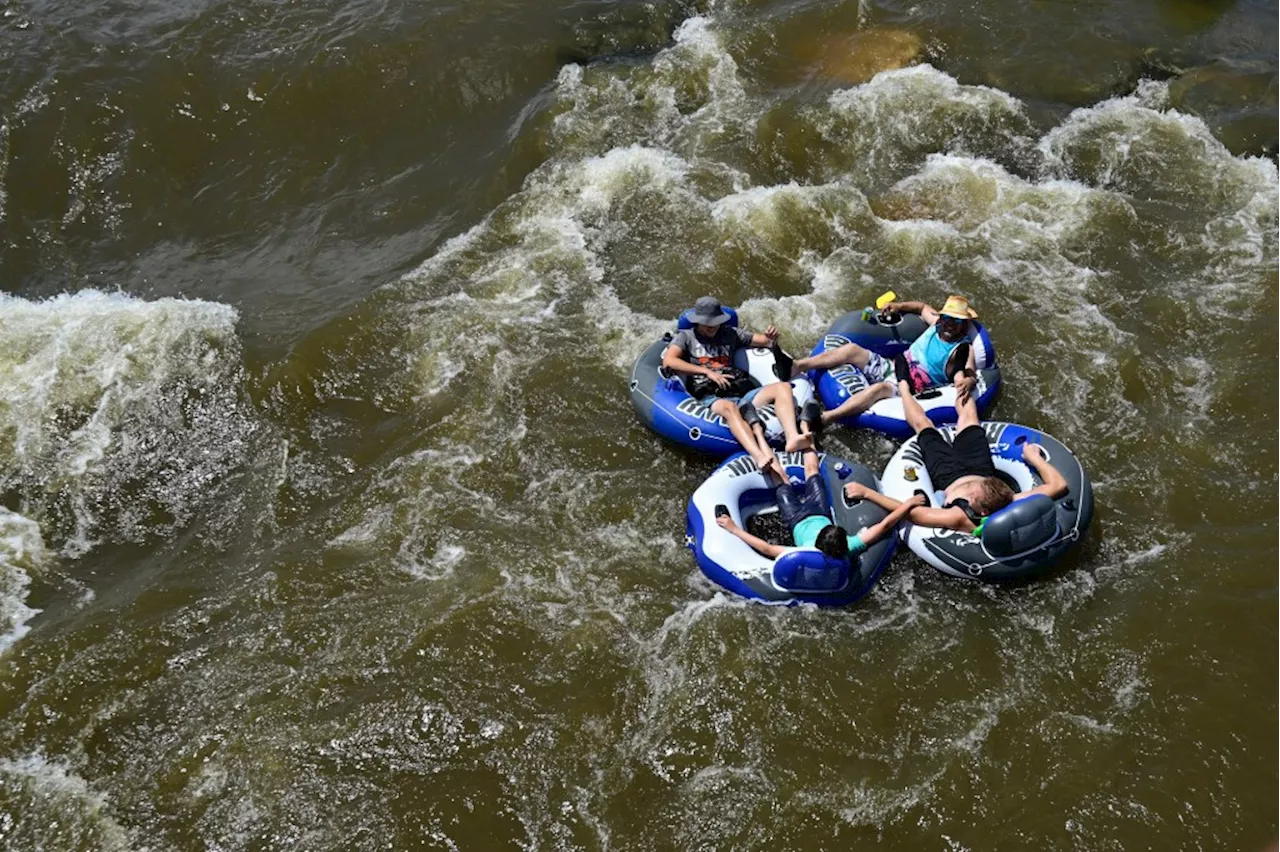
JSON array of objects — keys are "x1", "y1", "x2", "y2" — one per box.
[
  {"x1": 918, "y1": 425, "x2": 996, "y2": 491},
  {"x1": 776, "y1": 476, "x2": 830, "y2": 530}
]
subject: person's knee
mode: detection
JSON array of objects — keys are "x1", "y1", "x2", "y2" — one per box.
[
  {"x1": 710, "y1": 399, "x2": 736, "y2": 418},
  {"x1": 754, "y1": 382, "x2": 782, "y2": 403},
  {"x1": 837, "y1": 343, "x2": 864, "y2": 364}
]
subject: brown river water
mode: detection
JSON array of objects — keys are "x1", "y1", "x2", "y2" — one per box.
[{"x1": 1, "y1": 0, "x2": 1276, "y2": 848}]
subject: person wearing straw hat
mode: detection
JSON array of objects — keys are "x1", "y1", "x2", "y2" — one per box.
[
  {"x1": 890, "y1": 294, "x2": 981, "y2": 394},
  {"x1": 663, "y1": 296, "x2": 811, "y2": 473},
  {"x1": 790, "y1": 294, "x2": 982, "y2": 414}
]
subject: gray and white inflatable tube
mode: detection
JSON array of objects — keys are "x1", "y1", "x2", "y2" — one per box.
[
  {"x1": 686, "y1": 451, "x2": 896, "y2": 606},
  {"x1": 880, "y1": 422, "x2": 1093, "y2": 582}
]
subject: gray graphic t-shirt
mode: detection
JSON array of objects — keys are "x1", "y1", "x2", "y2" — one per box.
[{"x1": 670, "y1": 326, "x2": 754, "y2": 372}]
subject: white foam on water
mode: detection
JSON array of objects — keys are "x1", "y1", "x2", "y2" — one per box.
[
  {"x1": 885, "y1": 153, "x2": 1134, "y2": 244},
  {"x1": 573, "y1": 144, "x2": 692, "y2": 214},
  {"x1": 834, "y1": 769, "x2": 947, "y2": 828},
  {"x1": 0, "y1": 508, "x2": 46, "y2": 654},
  {"x1": 1039, "y1": 80, "x2": 1280, "y2": 318},
  {"x1": 1039, "y1": 80, "x2": 1279, "y2": 229},
  {"x1": 0, "y1": 754, "x2": 137, "y2": 851},
  {"x1": 0, "y1": 289, "x2": 258, "y2": 555},
  {"x1": 818, "y1": 64, "x2": 1034, "y2": 184},
  {"x1": 828, "y1": 64, "x2": 1023, "y2": 125},
  {"x1": 551, "y1": 16, "x2": 751, "y2": 158}
]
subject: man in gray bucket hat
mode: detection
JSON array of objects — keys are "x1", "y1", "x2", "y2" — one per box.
[{"x1": 663, "y1": 296, "x2": 812, "y2": 473}]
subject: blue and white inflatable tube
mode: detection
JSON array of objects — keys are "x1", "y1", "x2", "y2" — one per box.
[
  {"x1": 809, "y1": 310, "x2": 1001, "y2": 439},
  {"x1": 630, "y1": 307, "x2": 814, "y2": 456},
  {"x1": 686, "y1": 450, "x2": 895, "y2": 606},
  {"x1": 880, "y1": 422, "x2": 1093, "y2": 582}
]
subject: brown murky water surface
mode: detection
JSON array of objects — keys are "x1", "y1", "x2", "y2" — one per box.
[{"x1": 1, "y1": 0, "x2": 1276, "y2": 848}]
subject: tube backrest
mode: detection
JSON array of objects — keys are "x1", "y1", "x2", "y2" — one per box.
[
  {"x1": 772, "y1": 548, "x2": 851, "y2": 593},
  {"x1": 971, "y1": 322, "x2": 997, "y2": 369},
  {"x1": 979, "y1": 494, "x2": 1059, "y2": 557}
]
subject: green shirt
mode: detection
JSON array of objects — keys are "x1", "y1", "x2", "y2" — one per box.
[{"x1": 792, "y1": 515, "x2": 868, "y2": 555}]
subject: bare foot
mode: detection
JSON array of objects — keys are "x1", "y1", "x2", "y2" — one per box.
[
  {"x1": 785, "y1": 433, "x2": 813, "y2": 453},
  {"x1": 753, "y1": 452, "x2": 782, "y2": 478}
]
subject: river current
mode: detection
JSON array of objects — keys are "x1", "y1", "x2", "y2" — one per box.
[{"x1": 1, "y1": 0, "x2": 1276, "y2": 848}]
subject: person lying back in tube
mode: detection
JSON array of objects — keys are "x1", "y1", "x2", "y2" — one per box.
[
  {"x1": 662, "y1": 295, "x2": 812, "y2": 473},
  {"x1": 715, "y1": 412, "x2": 924, "y2": 562},
  {"x1": 847, "y1": 359, "x2": 1068, "y2": 535},
  {"x1": 790, "y1": 294, "x2": 983, "y2": 424}
]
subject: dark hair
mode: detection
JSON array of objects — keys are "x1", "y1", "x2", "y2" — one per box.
[
  {"x1": 815, "y1": 524, "x2": 850, "y2": 560},
  {"x1": 972, "y1": 477, "x2": 1015, "y2": 516}
]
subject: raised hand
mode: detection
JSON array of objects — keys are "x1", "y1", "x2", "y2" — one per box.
[{"x1": 763, "y1": 324, "x2": 780, "y2": 343}]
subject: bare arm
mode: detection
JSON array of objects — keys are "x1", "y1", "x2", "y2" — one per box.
[
  {"x1": 747, "y1": 324, "x2": 780, "y2": 348},
  {"x1": 662, "y1": 344, "x2": 730, "y2": 388},
  {"x1": 844, "y1": 481, "x2": 974, "y2": 533},
  {"x1": 716, "y1": 515, "x2": 786, "y2": 559},
  {"x1": 886, "y1": 300, "x2": 939, "y2": 324},
  {"x1": 906, "y1": 505, "x2": 974, "y2": 532},
  {"x1": 1017, "y1": 444, "x2": 1069, "y2": 501},
  {"x1": 855, "y1": 494, "x2": 926, "y2": 547},
  {"x1": 662, "y1": 343, "x2": 699, "y2": 376},
  {"x1": 843, "y1": 481, "x2": 902, "y2": 513}
]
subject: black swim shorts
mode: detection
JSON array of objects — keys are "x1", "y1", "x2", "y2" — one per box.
[{"x1": 917, "y1": 424, "x2": 997, "y2": 491}]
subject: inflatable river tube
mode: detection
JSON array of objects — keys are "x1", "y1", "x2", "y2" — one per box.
[
  {"x1": 808, "y1": 310, "x2": 1001, "y2": 439},
  {"x1": 630, "y1": 307, "x2": 814, "y2": 456},
  {"x1": 685, "y1": 450, "x2": 895, "y2": 606},
  {"x1": 880, "y1": 422, "x2": 1093, "y2": 582}
]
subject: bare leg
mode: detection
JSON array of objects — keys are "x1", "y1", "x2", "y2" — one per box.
[
  {"x1": 898, "y1": 375, "x2": 933, "y2": 435},
  {"x1": 955, "y1": 384, "x2": 981, "y2": 430},
  {"x1": 801, "y1": 441, "x2": 821, "y2": 480},
  {"x1": 821, "y1": 381, "x2": 894, "y2": 425},
  {"x1": 752, "y1": 382, "x2": 812, "y2": 453},
  {"x1": 712, "y1": 399, "x2": 776, "y2": 471},
  {"x1": 749, "y1": 419, "x2": 784, "y2": 478},
  {"x1": 791, "y1": 342, "x2": 873, "y2": 377}
]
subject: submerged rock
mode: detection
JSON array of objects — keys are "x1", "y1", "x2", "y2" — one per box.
[
  {"x1": 799, "y1": 28, "x2": 924, "y2": 85},
  {"x1": 1168, "y1": 61, "x2": 1278, "y2": 158}
]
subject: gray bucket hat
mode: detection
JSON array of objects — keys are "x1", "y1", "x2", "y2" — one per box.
[{"x1": 687, "y1": 295, "x2": 731, "y2": 326}]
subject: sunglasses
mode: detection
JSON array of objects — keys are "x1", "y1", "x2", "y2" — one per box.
[{"x1": 938, "y1": 315, "x2": 966, "y2": 326}]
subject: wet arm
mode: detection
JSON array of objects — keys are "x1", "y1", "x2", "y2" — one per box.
[
  {"x1": 886, "y1": 300, "x2": 940, "y2": 324},
  {"x1": 856, "y1": 497, "x2": 922, "y2": 547},
  {"x1": 1020, "y1": 452, "x2": 1069, "y2": 501},
  {"x1": 724, "y1": 524, "x2": 787, "y2": 559},
  {"x1": 748, "y1": 324, "x2": 780, "y2": 348},
  {"x1": 662, "y1": 344, "x2": 709, "y2": 377},
  {"x1": 906, "y1": 505, "x2": 974, "y2": 533},
  {"x1": 847, "y1": 486, "x2": 903, "y2": 514}
]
